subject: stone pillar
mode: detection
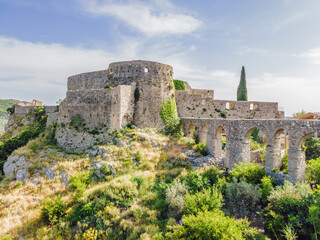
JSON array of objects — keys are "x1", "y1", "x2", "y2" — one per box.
[
  {"x1": 206, "y1": 131, "x2": 215, "y2": 156},
  {"x1": 241, "y1": 138, "x2": 250, "y2": 164},
  {"x1": 265, "y1": 144, "x2": 274, "y2": 173},
  {"x1": 227, "y1": 137, "x2": 243, "y2": 168},
  {"x1": 273, "y1": 135, "x2": 282, "y2": 169},
  {"x1": 288, "y1": 147, "x2": 305, "y2": 183}
]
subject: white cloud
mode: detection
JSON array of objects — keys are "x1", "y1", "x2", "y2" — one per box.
[
  {"x1": 78, "y1": 0, "x2": 202, "y2": 36},
  {"x1": 0, "y1": 36, "x2": 118, "y2": 104},
  {"x1": 297, "y1": 47, "x2": 320, "y2": 65}
]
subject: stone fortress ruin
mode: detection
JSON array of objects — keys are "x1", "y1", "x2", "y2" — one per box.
[{"x1": 10, "y1": 60, "x2": 320, "y2": 183}]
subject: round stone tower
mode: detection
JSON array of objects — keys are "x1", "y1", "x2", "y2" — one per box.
[{"x1": 106, "y1": 60, "x2": 175, "y2": 129}]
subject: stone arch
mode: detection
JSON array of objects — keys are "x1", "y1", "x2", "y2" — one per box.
[
  {"x1": 242, "y1": 126, "x2": 267, "y2": 165},
  {"x1": 290, "y1": 131, "x2": 317, "y2": 182},
  {"x1": 214, "y1": 125, "x2": 227, "y2": 161},
  {"x1": 187, "y1": 123, "x2": 195, "y2": 137},
  {"x1": 272, "y1": 129, "x2": 286, "y2": 169},
  {"x1": 199, "y1": 124, "x2": 208, "y2": 143}
]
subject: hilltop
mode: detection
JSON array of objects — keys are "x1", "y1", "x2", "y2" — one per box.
[{"x1": 0, "y1": 99, "x2": 18, "y2": 135}]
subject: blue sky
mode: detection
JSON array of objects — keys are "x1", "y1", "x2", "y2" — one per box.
[{"x1": 1, "y1": 0, "x2": 320, "y2": 116}]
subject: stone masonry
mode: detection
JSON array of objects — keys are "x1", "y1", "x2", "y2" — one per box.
[{"x1": 9, "y1": 60, "x2": 320, "y2": 182}]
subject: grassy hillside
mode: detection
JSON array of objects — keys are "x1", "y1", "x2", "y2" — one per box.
[
  {"x1": 0, "y1": 99, "x2": 17, "y2": 135},
  {"x1": 1, "y1": 117, "x2": 320, "y2": 239}
]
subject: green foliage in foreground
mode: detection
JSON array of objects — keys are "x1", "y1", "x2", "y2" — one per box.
[
  {"x1": 165, "y1": 210, "x2": 260, "y2": 240},
  {"x1": 306, "y1": 157, "x2": 320, "y2": 185},
  {"x1": 173, "y1": 80, "x2": 186, "y2": 91}
]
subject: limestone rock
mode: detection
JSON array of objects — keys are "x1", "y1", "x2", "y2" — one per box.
[
  {"x1": 91, "y1": 161, "x2": 116, "y2": 181},
  {"x1": 60, "y1": 171, "x2": 69, "y2": 186},
  {"x1": 42, "y1": 167, "x2": 55, "y2": 179},
  {"x1": 3, "y1": 155, "x2": 32, "y2": 178},
  {"x1": 16, "y1": 169, "x2": 28, "y2": 182}
]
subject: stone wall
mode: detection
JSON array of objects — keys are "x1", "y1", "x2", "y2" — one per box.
[
  {"x1": 176, "y1": 90, "x2": 284, "y2": 120},
  {"x1": 68, "y1": 70, "x2": 108, "y2": 91}
]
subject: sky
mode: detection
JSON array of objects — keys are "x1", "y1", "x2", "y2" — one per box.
[{"x1": 0, "y1": 0, "x2": 320, "y2": 116}]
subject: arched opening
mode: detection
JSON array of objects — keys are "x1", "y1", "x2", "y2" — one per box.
[
  {"x1": 122, "y1": 114, "x2": 130, "y2": 126},
  {"x1": 187, "y1": 123, "x2": 195, "y2": 137},
  {"x1": 214, "y1": 126, "x2": 227, "y2": 160},
  {"x1": 144, "y1": 67, "x2": 149, "y2": 73},
  {"x1": 199, "y1": 124, "x2": 208, "y2": 144},
  {"x1": 250, "y1": 102, "x2": 259, "y2": 111},
  {"x1": 226, "y1": 102, "x2": 230, "y2": 110},
  {"x1": 272, "y1": 129, "x2": 288, "y2": 171},
  {"x1": 292, "y1": 132, "x2": 317, "y2": 182},
  {"x1": 243, "y1": 127, "x2": 267, "y2": 165}
]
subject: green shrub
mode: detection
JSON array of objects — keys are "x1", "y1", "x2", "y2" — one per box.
[
  {"x1": 165, "y1": 210, "x2": 260, "y2": 240},
  {"x1": 134, "y1": 87, "x2": 140, "y2": 103},
  {"x1": 229, "y1": 162, "x2": 266, "y2": 185},
  {"x1": 259, "y1": 175, "x2": 275, "y2": 206},
  {"x1": 159, "y1": 98, "x2": 181, "y2": 136},
  {"x1": 184, "y1": 187, "x2": 223, "y2": 215},
  {"x1": 180, "y1": 171, "x2": 210, "y2": 193},
  {"x1": 220, "y1": 112, "x2": 227, "y2": 118},
  {"x1": 165, "y1": 179, "x2": 188, "y2": 218},
  {"x1": 306, "y1": 157, "x2": 320, "y2": 184},
  {"x1": 69, "y1": 114, "x2": 85, "y2": 130},
  {"x1": 263, "y1": 181, "x2": 316, "y2": 240},
  {"x1": 225, "y1": 181, "x2": 262, "y2": 220},
  {"x1": 200, "y1": 166, "x2": 224, "y2": 185},
  {"x1": 41, "y1": 195, "x2": 67, "y2": 224},
  {"x1": 173, "y1": 80, "x2": 185, "y2": 91},
  {"x1": 281, "y1": 151, "x2": 288, "y2": 173},
  {"x1": 69, "y1": 171, "x2": 91, "y2": 200},
  {"x1": 193, "y1": 142, "x2": 207, "y2": 156},
  {"x1": 304, "y1": 136, "x2": 320, "y2": 161}
]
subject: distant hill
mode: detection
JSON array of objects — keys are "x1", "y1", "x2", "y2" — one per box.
[{"x1": 0, "y1": 99, "x2": 18, "y2": 135}]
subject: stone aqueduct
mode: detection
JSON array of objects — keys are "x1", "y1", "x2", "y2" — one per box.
[{"x1": 181, "y1": 118, "x2": 320, "y2": 183}]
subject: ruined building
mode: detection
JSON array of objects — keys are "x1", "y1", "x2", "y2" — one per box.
[{"x1": 11, "y1": 60, "x2": 320, "y2": 183}]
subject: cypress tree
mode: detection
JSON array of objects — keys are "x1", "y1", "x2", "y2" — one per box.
[{"x1": 237, "y1": 66, "x2": 248, "y2": 101}]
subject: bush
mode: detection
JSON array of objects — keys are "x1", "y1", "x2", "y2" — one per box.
[
  {"x1": 69, "y1": 171, "x2": 92, "y2": 200},
  {"x1": 184, "y1": 187, "x2": 223, "y2": 215},
  {"x1": 173, "y1": 80, "x2": 185, "y2": 91},
  {"x1": 306, "y1": 157, "x2": 320, "y2": 184},
  {"x1": 260, "y1": 175, "x2": 275, "y2": 206},
  {"x1": 229, "y1": 162, "x2": 266, "y2": 185},
  {"x1": 165, "y1": 210, "x2": 260, "y2": 240},
  {"x1": 193, "y1": 142, "x2": 207, "y2": 156},
  {"x1": 180, "y1": 171, "x2": 210, "y2": 193},
  {"x1": 225, "y1": 181, "x2": 261, "y2": 220},
  {"x1": 165, "y1": 179, "x2": 188, "y2": 218},
  {"x1": 69, "y1": 114, "x2": 85, "y2": 130},
  {"x1": 263, "y1": 181, "x2": 316, "y2": 239},
  {"x1": 160, "y1": 98, "x2": 181, "y2": 136},
  {"x1": 41, "y1": 195, "x2": 67, "y2": 224},
  {"x1": 304, "y1": 136, "x2": 320, "y2": 161},
  {"x1": 200, "y1": 166, "x2": 224, "y2": 185}
]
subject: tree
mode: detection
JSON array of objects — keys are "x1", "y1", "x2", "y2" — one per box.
[{"x1": 237, "y1": 66, "x2": 248, "y2": 101}]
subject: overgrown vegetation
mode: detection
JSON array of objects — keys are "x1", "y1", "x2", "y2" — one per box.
[
  {"x1": 160, "y1": 98, "x2": 181, "y2": 136},
  {"x1": 2, "y1": 120, "x2": 320, "y2": 239},
  {"x1": 173, "y1": 80, "x2": 186, "y2": 91}
]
